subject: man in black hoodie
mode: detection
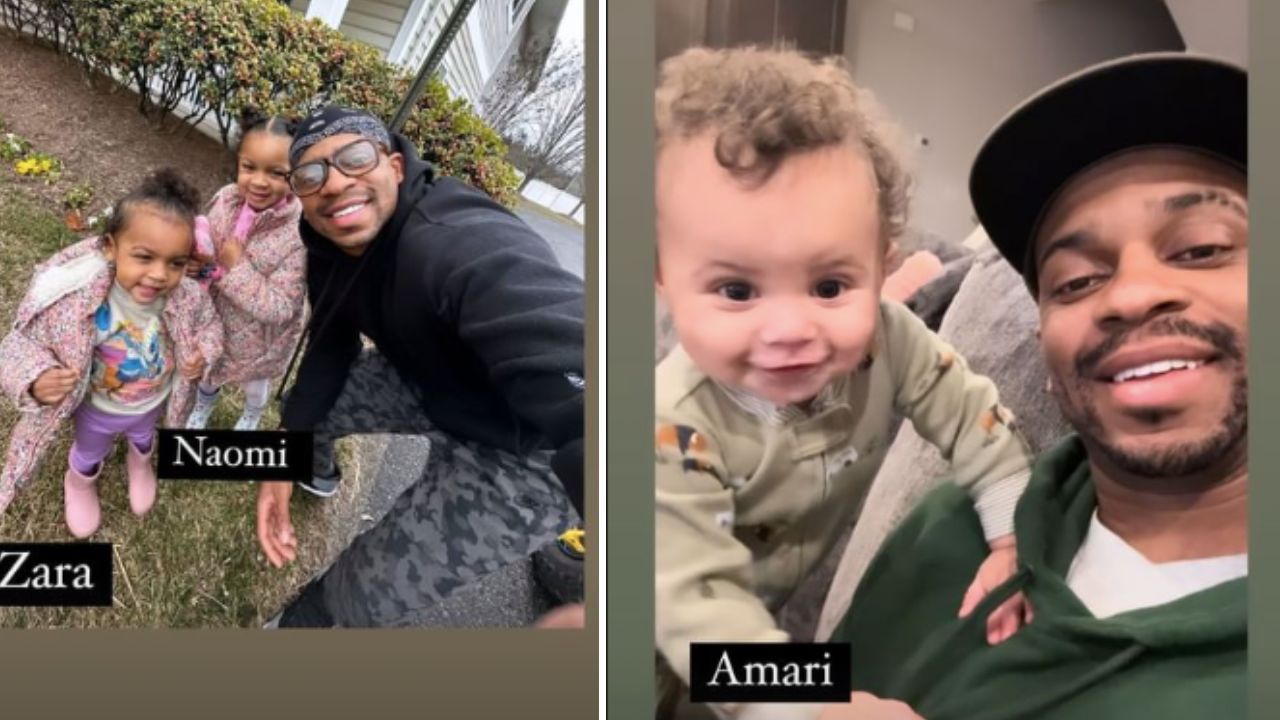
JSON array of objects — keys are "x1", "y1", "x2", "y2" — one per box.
[{"x1": 257, "y1": 106, "x2": 585, "y2": 627}]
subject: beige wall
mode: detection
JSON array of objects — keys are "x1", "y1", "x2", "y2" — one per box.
[
  {"x1": 843, "y1": 0, "x2": 1185, "y2": 242},
  {"x1": 1164, "y1": 0, "x2": 1248, "y2": 65}
]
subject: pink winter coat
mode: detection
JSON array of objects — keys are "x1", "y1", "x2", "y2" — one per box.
[
  {"x1": 0, "y1": 238, "x2": 224, "y2": 514},
  {"x1": 201, "y1": 184, "x2": 307, "y2": 388}
]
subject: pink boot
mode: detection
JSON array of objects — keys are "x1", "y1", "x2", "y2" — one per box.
[
  {"x1": 126, "y1": 441, "x2": 157, "y2": 516},
  {"x1": 64, "y1": 458, "x2": 102, "y2": 539}
]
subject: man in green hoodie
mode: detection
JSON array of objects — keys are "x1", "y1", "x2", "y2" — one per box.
[{"x1": 831, "y1": 52, "x2": 1246, "y2": 720}]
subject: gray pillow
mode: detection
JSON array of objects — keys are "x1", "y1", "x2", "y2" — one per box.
[{"x1": 815, "y1": 248, "x2": 1071, "y2": 639}]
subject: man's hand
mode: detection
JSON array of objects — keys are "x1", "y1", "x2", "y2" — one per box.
[
  {"x1": 534, "y1": 603, "x2": 585, "y2": 629},
  {"x1": 218, "y1": 238, "x2": 245, "y2": 268},
  {"x1": 257, "y1": 481, "x2": 297, "y2": 567},
  {"x1": 818, "y1": 693, "x2": 925, "y2": 719},
  {"x1": 31, "y1": 367, "x2": 78, "y2": 405},
  {"x1": 958, "y1": 534, "x2": 1031, "y2": 644},
  {"x1": 181, "y1": 351, "x2": 205, "y2": 381}
]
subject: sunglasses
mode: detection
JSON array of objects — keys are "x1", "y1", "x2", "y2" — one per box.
[{"x1": 288, "y1": 138, "x2": 384, "y2": 197}]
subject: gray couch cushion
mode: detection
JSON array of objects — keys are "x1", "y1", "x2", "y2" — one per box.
[{"x1": 815, "y1": 248, "x2": 1072, "y2": 640}]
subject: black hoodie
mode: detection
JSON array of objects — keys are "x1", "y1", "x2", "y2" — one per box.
[{"x1": 282, "y1": 134, "x2": 585, "y2": 515}]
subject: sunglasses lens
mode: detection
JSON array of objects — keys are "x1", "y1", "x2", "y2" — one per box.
[
  {"x1": 335, "y1": 141, "x2": 379, "y2": 176},
  {"x1": 291, "y1": 163, "x2": 326, "y2": 195}
]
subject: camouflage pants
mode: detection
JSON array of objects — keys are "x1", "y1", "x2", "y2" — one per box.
[{"x1": 307, "y1": 349, "x2": 578, "y2": 627}]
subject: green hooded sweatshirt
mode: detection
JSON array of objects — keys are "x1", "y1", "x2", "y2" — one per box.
[{"x1": 832, "y1": 436, "x2": 1245, "y2": 720}]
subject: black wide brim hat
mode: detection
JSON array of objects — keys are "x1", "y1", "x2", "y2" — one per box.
[{"x1": 969, "y1": 52, "x2": 1246, "y2": 291}]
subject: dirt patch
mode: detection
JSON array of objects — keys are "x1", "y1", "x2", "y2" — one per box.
[{"x1": 0, "y1": 31, "x2": 232, "y2": 214}]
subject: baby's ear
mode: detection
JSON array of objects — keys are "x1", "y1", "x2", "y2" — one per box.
[{"x1": 884, "y1": 239, "x2": 903, "y2": 275}]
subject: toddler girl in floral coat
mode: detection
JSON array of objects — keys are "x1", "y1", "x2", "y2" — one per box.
[
  {"x1": 185, "y1": 108, "x2": 307, "y2": 431},
  {"x1": 0, "y1": 169, "x2": 223, "y2": 537}
]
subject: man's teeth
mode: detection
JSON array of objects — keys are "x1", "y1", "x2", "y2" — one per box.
[
  {"x1": 1112, "y1": 359, "x2": 1202, "y2": 383},
  {"x1": 333, "y1": 203, "x2": 365, "y2": 218}
]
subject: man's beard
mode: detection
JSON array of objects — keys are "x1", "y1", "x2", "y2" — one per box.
[{"x1": 1052, "y1": 316, "x2": 1248, "y2": 479}]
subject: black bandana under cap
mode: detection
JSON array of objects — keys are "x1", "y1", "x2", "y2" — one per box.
[{"x1": 290, "y1": 106, "x2": 392, "y2": 166}]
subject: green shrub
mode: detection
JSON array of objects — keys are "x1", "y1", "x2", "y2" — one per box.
[{"x1": 6, "y1": 0, "x2": 519, "y2": 204}]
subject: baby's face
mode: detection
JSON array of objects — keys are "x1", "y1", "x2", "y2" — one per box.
[{"x1": 657, "y1": 136, "x2": 885, "y2": 406}]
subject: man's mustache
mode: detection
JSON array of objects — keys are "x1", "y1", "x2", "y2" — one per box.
[{"x1": 1075, "y1": 316, "x2": 1245, "y2": 378}]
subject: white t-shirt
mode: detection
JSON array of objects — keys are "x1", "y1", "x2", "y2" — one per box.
[
  {"x1": 88, "y1": 281, "x2": 174, "y2": 415},
  {"x1": 1066, "y1": 510, "x2": 1248, "y2": 619}
]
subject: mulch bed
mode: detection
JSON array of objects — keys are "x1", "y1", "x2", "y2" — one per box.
[{"x1": 0, "y1": 30, "x2": 233, "y2": 214}]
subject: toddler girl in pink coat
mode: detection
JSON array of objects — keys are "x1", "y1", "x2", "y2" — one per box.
[
  {"x1": 0, "y1": 169, "x2": 223, "y2": 537},
  {"x1": 185, "y1": 108, "x2": 307, "y2": 431}
]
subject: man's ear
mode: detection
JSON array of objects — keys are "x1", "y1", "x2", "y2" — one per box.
[{"x1": 389, "y1": 152, "x2": 405, "y2": 183}]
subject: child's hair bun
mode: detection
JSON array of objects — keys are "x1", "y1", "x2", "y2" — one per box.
[
  {"x1": 103, "y1": 168, "x2": 201, "y2": 237},
  {"x1": 141, "y1": 167, "x2": 200, "y2": 217},
  {"x1": 239, "y1": 104, "x2": 266, "y2": 132}
]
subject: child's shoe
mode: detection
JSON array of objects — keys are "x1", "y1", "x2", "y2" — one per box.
[
  {"x1": 126, "y1": 441, "x2": 157, "y2": 516},
  {"x1": 186, "y1": 386, "x2": 219, "y2": 429},
  {"x1": 234, "y1": 405, "x2": 264, "y2": 431},
  {"x1": 64, "y1": 458, "x2": 102, "y2": 538}
]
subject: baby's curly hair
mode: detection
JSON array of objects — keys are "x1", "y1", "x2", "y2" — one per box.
[{"x1": 656, "y1": 46, "x2": 911, "y2": 243}]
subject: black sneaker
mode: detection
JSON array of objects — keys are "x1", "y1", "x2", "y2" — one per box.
[
  {"x1": 533, "y1": 525, "x2": 585, "y2": 605},
  {"x1": 298, "y1": 464, "x2": 340, "y2": 498},
  {"x1": 272, "y1": 577, "x2": 336, "y2": 628}
]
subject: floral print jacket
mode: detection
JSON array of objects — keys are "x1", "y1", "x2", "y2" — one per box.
[
  {"x1": 0, "y1": 238, "x2": 223, "y2": 513},
  {"x1": 202, "y1": 184, "x2": 307, "y2": 388}
]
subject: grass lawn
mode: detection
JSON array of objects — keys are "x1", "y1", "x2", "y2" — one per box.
[{"x1": 0, "y1": 173, "x2": 332, "y2": 628}]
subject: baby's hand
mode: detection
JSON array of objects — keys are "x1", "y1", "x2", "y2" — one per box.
[
  {"x1": 958, "y1": 535, "x2": 1031, "y2": 645},
  {"x1": 182, "y1": 351, "x2": 205, "y2": 381},
  {"x1": 31, "y1": 367, "x2": 78, "y2": 405},
  {"x1": 819, "y1": 693, "x2": 925, "y2": 719}
]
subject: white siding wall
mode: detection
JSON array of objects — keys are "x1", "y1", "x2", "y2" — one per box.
[
  {"x1": 401, "y1": 0, "x2": 532, "y2": 106},
  {"x1": 338, "y1": 0, "x2": 413, "y2": 53},
  {"x1": 292, "y1": 0, "x2": 534, "y2": 109}
]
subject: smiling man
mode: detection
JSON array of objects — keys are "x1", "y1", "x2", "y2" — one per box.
[
  {"x1": 831, "y1": 53, "x2": 1247, "y2": 719},
  {"x1": 258, "y1": 106, "x2": 585, "y2": 627}
]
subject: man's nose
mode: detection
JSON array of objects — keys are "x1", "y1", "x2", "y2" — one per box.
[
  {"x1": 319, "y1": 163, "x2": 354, "y2": 197},
  {"x1": 1093, "y1": 246, "x2": 1192, "y2": 330}
]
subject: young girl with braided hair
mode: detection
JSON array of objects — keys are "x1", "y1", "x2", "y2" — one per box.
[{"x1": 185, "y1": 107, "x2": 307, "y2": 431}]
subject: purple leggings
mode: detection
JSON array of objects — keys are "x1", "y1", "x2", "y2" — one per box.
[{"x1": 69, "y1": 402, "x2": 164, "y2": 475}]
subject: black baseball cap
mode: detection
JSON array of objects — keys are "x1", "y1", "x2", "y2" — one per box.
[{"x1": 969, "y1": 52, "x2": 1246, "y2": 292}]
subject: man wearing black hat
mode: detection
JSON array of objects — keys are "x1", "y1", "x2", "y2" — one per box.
[
  {"x1": 829, "y1": 53, "x2": 1246, "y2": 719},
  {"x1": 257, "y1": 106, "x2": 585, "y2": 627}
]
